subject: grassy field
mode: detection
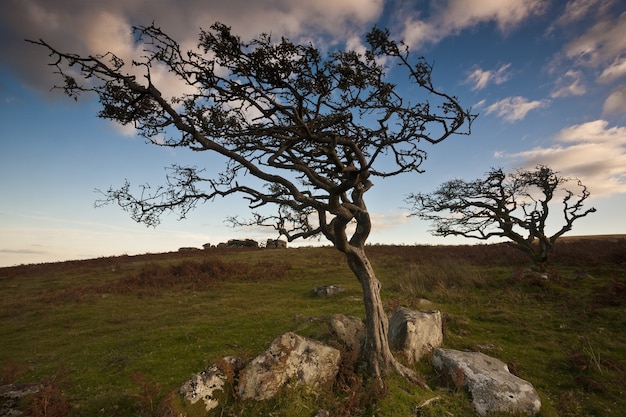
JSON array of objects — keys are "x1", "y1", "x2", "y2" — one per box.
[{"x1": 1, "y1": 238, "x2": 625, "y2": 416}]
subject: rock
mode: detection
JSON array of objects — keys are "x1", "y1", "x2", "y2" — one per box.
[
  {"x1": 178, "y1": 247, "x2": 200, "y2": 252},
  {"x1": 227, "y1": 239, "x2": 258, "y2": 248},
  {"x1": 179, "y1": 356, "x2": 244, "y2": 411},
  {"x1": 202, "y1": 243, "x2": 213, "y2": 250},
  {"x1": 313, "y1": 285, "x2": 345, "y2": 297},
  {"x1": 388, "y1": 307, "x2": 443, "y2": 363},
  {"x1": 329, "y1": 314, "x2": 365, "y2": 351},
  {"x1": 432, "y1": 348, "x2": 541, "y2": 416},
  {"x1": 237, "y1": 332, "x2": 341, "y2": 401},
  {"x1": 266, "y1": 239, "x2": 287, "y2": 248},
  {"x1": 0, "y1": 383, "x2": 41, "y2": 416}
]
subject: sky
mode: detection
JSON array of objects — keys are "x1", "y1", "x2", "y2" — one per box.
[{"x1": 1, "y1": 0, "x2": 625, "y2": 267}]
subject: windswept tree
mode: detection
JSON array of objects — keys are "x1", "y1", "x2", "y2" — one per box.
[
  {"x1": 406, "y1": 166, "x2": 596, "y2": 272},
  {"x1": 30, "y1": 23, "x2": 474, "y2": 382}
]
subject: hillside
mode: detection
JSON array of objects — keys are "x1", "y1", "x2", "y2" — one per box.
[{"x1": 1, "y1": 238, "x2": 625, "y2": 416}]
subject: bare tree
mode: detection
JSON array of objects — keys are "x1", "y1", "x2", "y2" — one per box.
[
  {"x1": 406, "y1": 166, "x2": 596, "y2": 272},
  {"x1": 30, "y1": 23, "x2": 474, "y2": 383}
]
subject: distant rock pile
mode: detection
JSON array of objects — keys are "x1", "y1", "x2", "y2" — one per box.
[{"x1": 178, "y1": 238, "x2": 288, "y2": 252}]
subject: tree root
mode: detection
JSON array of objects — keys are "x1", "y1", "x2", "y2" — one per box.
[{"x1": 390, "y1": 357, "x2": 431, "y2": 390}]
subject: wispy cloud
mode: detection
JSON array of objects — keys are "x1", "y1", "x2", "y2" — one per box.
[
  {"x1": 598, "y1": 57, "x2": 626, "y2": 84},
  {"x1": 496, "y1": 119, "x2": 626, "y2": 196},
  {"x1": 484, "y1": 96, "x2": 549, "y2": 122},
  {"x1": 369, "y1": 211, "x2": 411, "y2": 231},
  {"x1": 551, "y1": 0, "x2": 614, "y2": 28},
  {"x1": 466, "y1": 64, "x2": 512, "y2": 91},
  {"x1": 602, "y1": 84, "x2": 626, "y2": 116},
  {"x1": 0, "y1": 248, "x2": 49, "y2": 255},
  {"x1": 562, "y1": 10, "x2": 626, "y2": 78},
  {"x1": 401, "y1": 0, "x2": 546, "y2": 47},
  {"x1": 551, "y1": 70, "x2": 586, "y2": 98}
]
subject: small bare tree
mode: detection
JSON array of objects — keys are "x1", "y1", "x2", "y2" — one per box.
[
  {"x1": 30, "y1": 23, "x2": 474, "y2": 383},
  {"x1": 406, "y1": 166, "x2": 596, "y2": 272}
]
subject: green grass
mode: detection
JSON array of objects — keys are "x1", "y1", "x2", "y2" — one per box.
[{"x1": 1, "y1": 240, "x2": 625, "y2": 416}]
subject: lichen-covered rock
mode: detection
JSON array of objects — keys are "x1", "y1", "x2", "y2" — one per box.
[
  {"x1": 0, "y1": 383, "x2": 41, "y2": 416},
  {"x1": 179, "y1": 356, "x2": 244, "y2": 411},
  {"x1": 432, "y1": 348, "x2": 541, "y2": 416},
  {"x1": 237, "y1": 332, "x2": 341, "y2": 400},
  {"x1": 329, "y1": 314, "x2": 365, "y2": 351},
  {"x1": 388, "y1": 307, "x2": 443, "y2": 363}
]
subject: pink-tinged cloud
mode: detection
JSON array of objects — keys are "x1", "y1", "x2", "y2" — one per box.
[
  {"x1": 466, "y1": 63, "x2": 512, "y2": 91},
  {"x1": 484, "y1": 96, "x2": 549, "y2": 122},
  {"x1": 497, "y1": 120, "x2": 626, "y2": 196},
  {"x1": 603, "y1": 84, "x2": 626, "y2": 116}
]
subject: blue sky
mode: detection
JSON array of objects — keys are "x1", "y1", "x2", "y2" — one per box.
[{"x1": 1, "y1": 0, "x2": 625, "y2": 266}]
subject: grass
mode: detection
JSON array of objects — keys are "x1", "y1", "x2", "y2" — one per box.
[{"x1": 0, "y1": 239, "x2": 625, "y2": 416}]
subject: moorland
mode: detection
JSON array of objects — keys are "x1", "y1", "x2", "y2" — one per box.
[{"x1": 1, "y1": 236, "x2": 625, "y2": 416}]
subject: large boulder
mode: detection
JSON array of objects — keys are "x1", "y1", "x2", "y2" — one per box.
[
  {"x1": 328, "y1": 314, "x2": 365, "y2": 351},
  {"x1": 179, "y1": 357, "x2": 244, "y2": 412},
  {"x1": 432, "y1": 348, "x2": 541, "y2": 416},
  {"x1": 237, "y1": 332, "x2": 341, "y2": 401},
  {"x1": 388, "y1": 307, "x2": 443, "y2": 363}
]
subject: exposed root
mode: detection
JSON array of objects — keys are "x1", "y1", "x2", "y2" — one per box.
[{"x1": 390, "y1": 357, "x2": 431, "y2": 390}]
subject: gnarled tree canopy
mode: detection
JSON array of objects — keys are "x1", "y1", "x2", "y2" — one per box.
[
  {"x1": 406, "y1": 165, "x2": 597, "y2": 271},
  {"x1": 30, "y1": 23, "x2": 474, "y2": 382}
]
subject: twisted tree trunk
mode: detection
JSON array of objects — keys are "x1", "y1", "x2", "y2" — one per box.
[{"x1": 345, "y1": 247, "x2": 428, "y2": 388}]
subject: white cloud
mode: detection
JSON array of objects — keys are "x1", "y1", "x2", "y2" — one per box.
[
  {"x1": 485, "y1": 96, "x2": 548, "y2": 122},
  {"x1": 598, "y1": 56, "x2": 626, "y2": 83},
  {"x1": 2, "y1": 0, "x2": 385, "y2": 93},
  {"x1": 553, "y1": 0, "x2": 615, "y2": 27},
  {"x1": 563, "y1": 11, "x2": 626, "y2": 70},
  {"x1": 498, "y1": 120, "x2": 626, "y2": 196},
  {"x1": 466, "y1": 63, "x2": 512, "y2": 90},
  {"x1": 603, "y1": 84, "x2": 626, "y2": 116},
  {"x1": 441, "y1": 0, "x2": 547, "y2": 32},
  {"x1": 402, "y1": 0, "x2": 546, "y2": 47},
  {"x1": 369, "y1": 211, "x2": 411, "y2": 232},
  {"x1": 551, "y1": 70, "x2": 586, "y2": 97}
]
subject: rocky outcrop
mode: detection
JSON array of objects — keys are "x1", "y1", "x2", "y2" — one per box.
[
  {"x1": 266, "y1": 239, "x2": 287, "y2": 248},
  {"x1": 432, "y1": 348, "x2": 541, "y2": 416},
  {"x1": 237, "y1": 332, "x2": 341, "y2": 401},
  {"x1": 178, "y1": 247, "x2": 200, "y2": 252},
  {"x1": 329, "y1": 314, "x2": 365, "y2": 351},
  {"x1": 388, "y1": 307, "x2": 443, "y2": 363},
  {"x1": 227, "y1": 239, "x2": 258, "y2": 248}
]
